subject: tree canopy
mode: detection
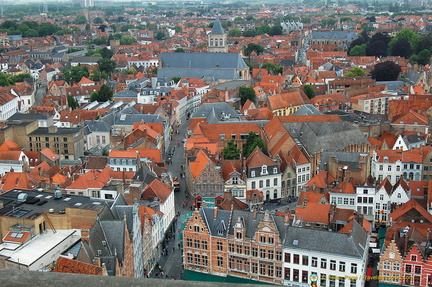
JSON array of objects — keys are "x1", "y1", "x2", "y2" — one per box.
[
  {"x1": 90, "y1": 84, "x2": 114, "y2": 102},
  {"x1": 345, "y1": 67, "x2": 367, "y2": 77},
  {"x1": 371, "y1": 61, "x2": 401, "y2": 81},
  {"x1": 0, "y1": 73, "x2": 31, "y2": 87},
  {"x1": 223, "y1": 139, "x2": 241, "y2": 160},
  {"x1": 261, "y1": 62, "x2": 283, "y2": 75},
  {"x1": 243, "y1": 132, "x2": 266, "y2": 158},
  {"x1": 244, "y1": 43, "x2": 264, "y2": 56},
  {"x1": 303, "y1": 84, "x2": 315, "y2": 99},
  {"x1": 63, "y1": 66, "x2": 90, "y2": 84},
  {"x1": 239, "y1": 86, "x2": 256, "y2": 106}
]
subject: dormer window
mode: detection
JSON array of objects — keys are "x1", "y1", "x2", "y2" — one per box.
[
  {"x1": 261, "y1": 165, "x2": 268, "y2": 175},
  {"x1": 232, "y1": 176, "x2": 238, "y2": 184},
  {"x1": 273, "y1": 167, "x2": 277, "y2": 173},
  {"x1": 251, "y1": 171, "x2": 255, "y2": 177}
]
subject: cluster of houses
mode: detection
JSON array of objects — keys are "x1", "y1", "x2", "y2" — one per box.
[{"x1": 0, "y1": 3, "x2": 431, "y2": 286}]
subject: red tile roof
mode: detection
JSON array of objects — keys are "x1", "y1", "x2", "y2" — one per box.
[
  {"x1": 389, "y1": 198, "x2": 432, "y2": 223},
  {"x1": 141, "y1": 178, "x2": 172, "y2": 203},
  {"x1": 54, "y1": 256, "x2": 102, "y2": 275},
  {"x1": 40, "y1": 148, "x2": 60, "y2": 161},
  {"x1": 0, "y1": 140, "x2": 22, "y2": 151}
]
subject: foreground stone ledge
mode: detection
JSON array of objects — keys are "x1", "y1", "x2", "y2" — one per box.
[{"x1": 0, "y1": 269, "x2": 269, "y2": 287}]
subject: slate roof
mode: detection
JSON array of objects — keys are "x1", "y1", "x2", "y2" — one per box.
[
  {"x1": 115, "y1": 90, "x2": 138, "y2": 98},
  {"x1": 100, "y1": 220, "x2": 125, "y2": 263},
  {"x1": 158, "y1": 52, "x2": 247, "y2": 80},
  {"x1": 200, "y1": 207, "x2": 231, "y2": 237},
  {"x1": 101, "y1": 108, "x2": 162, "y2": 127},
  {"x1": 8, "y1": 112, "x2": 50, "y2": 121},
  {"x1": 293, "y1": 104, "x2": 322, "y2": 116},
  {"x1": 283, "y1": 219, "x2": 368, "y2": 258},
  {"x1": 191, "y1": 102, "x2": 240, "y2": 121},
  {"x1": 133, "y1": 164, "x2": 157, "y2": 184},
  {"x1": 84, "y1": 120, "x2": 111, "y2": 135},
  {"x1": 376, "y1": 81, "x2": 406, "y2": 90},
  {"x1": 282, "y1": 121, "x2": 369, "y2": 155},
  {"x1": 319, "y1": 151, "x2": 365, "y2": 172},
  {"x1": 405, "y1": 70, "x2": 422, "y2": 85},
  {"x1": 311, "y1": 31, "x2": 358, "y2": 42},
  {"x1": 211, "y1": 16, "x2": 225, "y2": 35},
  {"x1": 160, "y1": 52, "x2": 247, "y2": 69}
]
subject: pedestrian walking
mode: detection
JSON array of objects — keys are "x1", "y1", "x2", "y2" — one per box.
[
  {"x1": 178, "y1": 243, "x2": 180, "y2": 249},
  {"x1": 172, "y1": 246, "x2": 175, "y2": 253}
]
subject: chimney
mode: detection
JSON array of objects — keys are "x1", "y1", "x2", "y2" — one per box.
[
  {"x1": 312, "y1": 182, "x2": 317, "y2": 192},
  {"x1": 403, "y1": 230, "x2": 409, "y2": 256},
  {"x1": 94, "y1": 257, "x2": 101, "y2": 267},
  {"x1": 81, "y1": 229, "x2": 90, "y2": 244},
  {"x1": 427, "y1": 228, "x2": 431, "y2": 242},
  {"x1": 284, "y1": 211, "x2": 290, "y2": 225},
  {"x1": 253, "y1": 206, "x2": 258, "y2": 220},
  {"x1": 102, "y1": 263, "x2": 108, "y2": 276},
  {"x1": 214, "y1": 206, "x2": 218, "y2": 218}
]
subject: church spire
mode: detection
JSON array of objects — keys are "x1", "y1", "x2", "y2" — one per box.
[
  {"x1": 208, "y1": 16, "x2": 228, "y2": 53},
  {"x1": 211, "y1": 16, "x2": 224, "y2": 35}
]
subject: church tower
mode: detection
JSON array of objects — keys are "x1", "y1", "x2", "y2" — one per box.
[{"x1": 207, "y1": 16, "x2": 228, "y2": 53}]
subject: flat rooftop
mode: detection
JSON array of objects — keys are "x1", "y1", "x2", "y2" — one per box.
[
  {"x1": 0, "y1": 229, "x2": 80, "y2": 267},
  {"x1": 0, "y1": 189, "x2": 108, "y2": 219}
]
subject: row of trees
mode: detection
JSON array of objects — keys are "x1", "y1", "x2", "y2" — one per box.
[
  {"x1": 0, "y1": 20, "x2": 71, "y2": 37},
  {"x1": 228, "y1": 24, "x2": 283, "y2": 38},
  {"x1": 223, "y1": 132, "x2": 266, "y2": 160},
  {"x1": 63, "y1": 58, "x2": 116, "y2": 84},
  {"x1": 349, "y1": 29, "x2": 432, "y2": 66},
  {"x1": 0, "y1": 72, "x2": 31, "y2": 87}
]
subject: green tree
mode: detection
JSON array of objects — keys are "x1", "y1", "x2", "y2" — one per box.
[
  {"x1": 74, "y1": 15, "x2": 87, "y2": 25},
  {"x1": 239, "y1": 86, "x2": 256, "y2": 106},
  {"x1": 244, "y1": 43, "x2": 264, "y2": 56},
  {"x1": 261, "y1": 62, "x2": 283, "y2": 75},
  {"x1": 11, "y1": 73, "x2": 31, "y2": 83},
  {"x1": 243, "y1": 132, "x2": 266, "y2": 158},
  {"x1": 93, "y1": 17, "x2": 103, "y2": 24},
  {"x1": 174, "y1": 48, "x2": 185, "y2": 53},
  {"x1": 90, "y1": 84, "x2": 113, "y2": 102},
  {"x1": 38, "y1": 23, "x2": 60, "y2": 37},
  {"x1": 67, "y1": 95, "x2": 79, "y2": 110},
  {"x1": 174, "y1": 25, "x2": 182, "y2": 33},
  {"x1": 89, "y1": 68, "x2": 102, "y2": 82},
  {"x1": 85, "y1": 24, "x2": 90, "y2": 31},
  {"x1": 345, "y1": 67, "x2": 367, "y2": 77},
  {"x1": 63, "y1": 66, "x2": 89, "y2": 84},
  {"x1": 120, "y1": 35, "x2": 136, "y2": 45},
  {"x1": 99, "y1": 47, "x2": 113, "y2": 59},
  {"x1": 416, "y1": 49, "x2": 432, "y2": 66},
  {"x1": 0, "y1": 73, "x2": 14, "y2": 86},
  {"x1": 256, "y1": 24, "x2": 271, "y2": 35},
  {"x1": 223, "y1": 139, "x2": 241, "y2": 160},
  {"x1": 120, "y1": 24, "x2": 135, "y2": 32},
  {"x1": 243, "y1": 30, "x2": 256, "y2": 37},
  {"x1": 155, "y1": 31, "x2": 165, "y2": 40},
  {"x1": 303, "y1": 84, "x2": 315, "y2": 99},
  {"x1": 349, "y1": 44, "x2": 366, "y2": 56},
  {"x1": 172, "y1": 77, "x2": 181, "y2": 84},
  {"x1": 268, "y1": 25, "x2": 283, "y2": 36},
  {"x1": 228, "y1": 28, "x2": 242, "y2": 37},
  {"x1": 97, "y1": 58, "x2": 117, "y2": 75}
]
